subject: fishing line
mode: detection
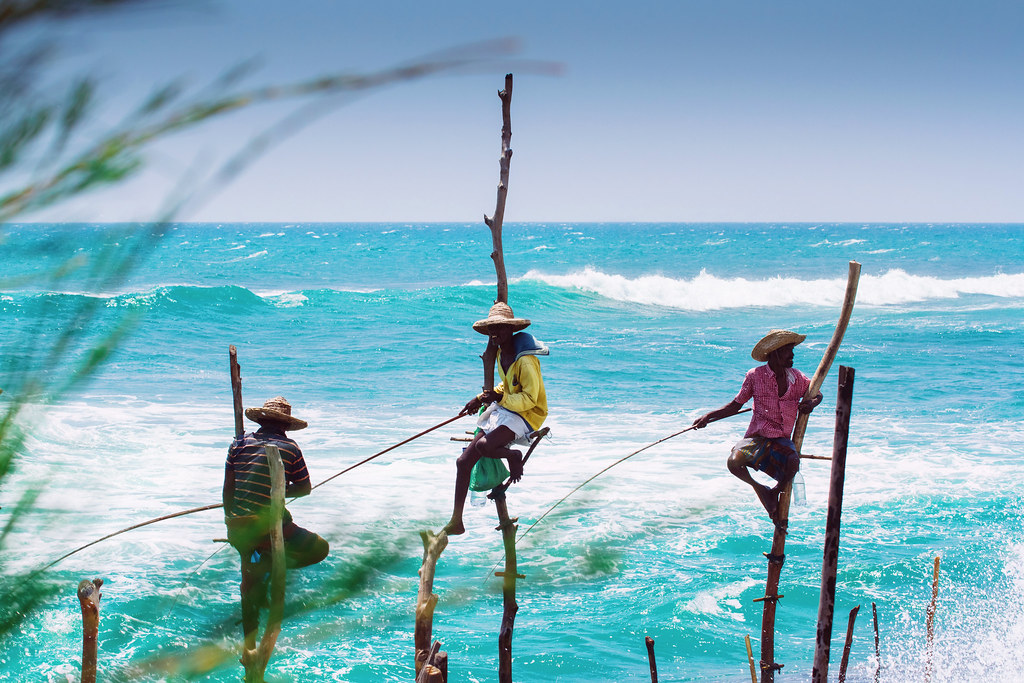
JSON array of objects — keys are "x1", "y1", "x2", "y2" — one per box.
[
  {"x1": 38, "y1": 413, "x2": 467, "y2": 572},
  {"x1": 485, "y1": 409, "x2": 750, "y2": 578}
]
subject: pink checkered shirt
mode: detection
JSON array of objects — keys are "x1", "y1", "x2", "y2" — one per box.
[{"x1": 734, "y1": 364, "x2": 811, "y2": 439}]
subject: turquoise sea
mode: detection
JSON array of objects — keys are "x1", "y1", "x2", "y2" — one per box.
[{"x1": 2, "y1": 222, "x2": 1023, "y2": 681}]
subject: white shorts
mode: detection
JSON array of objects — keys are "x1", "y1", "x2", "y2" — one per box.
[{"x1": 476, "y1": 402, "x2": 532, "y2": 446}]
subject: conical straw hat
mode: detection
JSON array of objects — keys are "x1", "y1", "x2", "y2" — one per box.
[
  {"x1": 751, "y1": 329, "x2": 806, "y2": 362},
  {"x1": 472, "y1": 302, "x2": 531, "y2": 334},
  {"x1": 244, "y1": 396, "x2": 308, "y2": 430}
]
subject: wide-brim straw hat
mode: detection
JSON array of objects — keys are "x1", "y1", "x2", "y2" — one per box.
[
  {"x1": 472, "y1": 302, "x2": 531, "y2": 334},
  {"x1": 751, "y1": 329, "x2": 807, "y2": 362},
  {"x1": 245, "y1": 396, "x2": 308, "y2": 430}
]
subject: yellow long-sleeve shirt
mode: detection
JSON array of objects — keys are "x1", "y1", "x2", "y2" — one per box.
[{"x1": 494, "y1": 350, "x2": 548, "y2": 432}]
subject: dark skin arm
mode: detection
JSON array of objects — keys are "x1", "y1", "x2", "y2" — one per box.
[
  {"x1": 223, "y1": 462, "x2": 235, "y2": 513},
  {"x1": 693, "y1": 393, "x2": 823, "y2": 429},
  {"x1": 286, "y1": 479, "x2": 311, "y2": 498}
]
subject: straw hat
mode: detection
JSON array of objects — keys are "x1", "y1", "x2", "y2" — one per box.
[
  {"x1": 751, "y1": 329, "x2": 807, "y2": 362},
  {"x1": 472, "y1": 302, "x2": 531, "y2": 334},
  {"x1": 245, "y1": 396, "x2": 308, "y2": 430}
]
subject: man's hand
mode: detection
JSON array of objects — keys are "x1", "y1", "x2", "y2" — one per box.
[
  {"x1": 692, "y1": 414, "x2": 712, "y2": 429},
  {"x1": 798, "y1": 392, "x2": 824, "y2": 414},
  {"x1": 461, "y1": 395, "x2": 483, "y2": 416}
]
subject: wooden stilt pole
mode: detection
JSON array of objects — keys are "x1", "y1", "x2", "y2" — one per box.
[
  {"x1": 925, "y1": 556, "x2": 940, "y2": 682},
  {"x1": 838, "y1": 604, "x2": 860, "y2": 683},
  {"x1": 872, "y1": 602, "x2": 881, "y2": 683},
  {"x1": 77, "y1": 578, "x2": 103, "y2": 683},
  {"x1": 645, "y1": 636, "x2": 658, "y2": 682},
  {"x1": 811, "y1": 366, "x2": 856, "y2": 682},
  {"x1": 492, "y1": 489, "x2": 521, "y2": 683},
  {"x1": 242, "y1": 444, "x2": 286, "y2": 683},
  {"x1": 759, "y1": 261, "x2": 861, "y2": 682},
  {"x1": 229, "y1": 345, "x2": 244, "y2": 438},
  {"x1": 415, "y1": 531, "x2": 449, "y2": 677}
]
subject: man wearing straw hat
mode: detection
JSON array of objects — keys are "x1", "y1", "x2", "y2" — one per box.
[
  {"x1": 693, "y1": 330, "x2": 822, "y2": 523},
  {"x1": 223, "y1": 396, "x2": 329, "y2": 643},
  {"x1": 445, "y1": 302, "x2": 548, "y2": 536}
]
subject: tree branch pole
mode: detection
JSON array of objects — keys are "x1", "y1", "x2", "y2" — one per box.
[
  {"x1": 242, "y1": 444, "x2": 286, "y2": 683},
  {"x1": 811, "y1": 366, "x2": 856, "y2": 682},
  {"x1": 872, "y1": 602, "x2": 881, "y2": 683},
  {"x1": 77, "y1": 578, "x2": 103, "y2": 683},
  {"x1": 645, "y1": 636, "x2": 659, "y2": 682},
  {"x1": 415, "y1": 530, "x2": 449, "y2": 677},
  {"x1": 492, "y1": 489, "x2": 521, "y2": 683},
  {"x1": 481, "y1": 73, "x2": 514, "y2": 394},
  {"x1": 838, "y1": 604, "x2": 860, "y2": 683},
  {"x1": 230, "y1": 345, "x2": 244, "y2": 438},
  {"x1": 759, "y1": 261, "x2": 861, "y2": 682}
]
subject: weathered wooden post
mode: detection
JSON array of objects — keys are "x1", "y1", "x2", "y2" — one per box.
[
  {"x1": 229, "y1": 345, "x2": 244, "y2": 438},
  {"x1": 645, "y1": 636, "x2": 658, "y2": 682},
  {"x1": 872, "y1": 602, "x2": 881, "y2": 683},
  {"x1": 759, "y1": 262, "x2": 860, "y2": 682},
  {"x1": 925, "y1": 555, "x2": 940, "y2": 682},
  {"x1": 492, "y1": 488, "x2": 521, "y2": 683},
  {"x1": 241, "y1": 444, "x2": 286, "y2": 683},
  {"x1": 745, "y1": 635, "x2": 758, "y2": 683},
  {"x1": 811, "y1": 365, "x2": 856, "y2": 682},
  {"x1": 77, "y1": 578, "x2": 103, "y2": 683},
  {"x1": 838, "y1": 604, "x2": 860, "y2": 683},
  {"x1": 415, "y1": 531, "x2": 449, "y2": 678}
]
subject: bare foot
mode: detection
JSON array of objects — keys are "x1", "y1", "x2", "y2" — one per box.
[
  {"x1": 506, "y1": 449, "x2": 524, "y2": 483},
  {"x1": 443, "y1": 519, "x2": 465, "y2": 536},
  {"x1": 754, "y1": 485, "x2": 779, "y2": 522}
]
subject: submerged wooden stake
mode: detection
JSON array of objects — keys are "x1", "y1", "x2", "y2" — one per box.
[
  {"x1": 745, "y1": 635, "x2": 757, "y2": 683},
  {"x1": 77, "y1": 578, "x2": 103, "y2": 683},
  {"x1": 415, "y1": 531, "x2": 449, "y2": 676},
  {"x1": 838, "y1": 604, "x2": 860, "y2": 683},
  {"x1": 811, "y1": 366, "x2": 856, "y2": 682},
  {"x1": 872, "y1": 602, "x2": 881, "y2": 683},
  {"x1": 925, "y1": 555, "x2": 940, "y2": 682},
  {"x1": 760, "y1": 261, "x2": 861, "y2": 682},
  {"x1": 645, "y1": 636, "x2": 658, "y2": 682},
  {"x1": 492, "y1": 489, "x2": 520, "y2": 683}
]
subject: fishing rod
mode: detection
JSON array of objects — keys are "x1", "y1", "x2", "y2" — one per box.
[
  {"x1": 485, "y1": 409, "x2": 751, "y2": 578},
  {"x1": 37, "y1": 413, "x2": 467, "y2": 573}
]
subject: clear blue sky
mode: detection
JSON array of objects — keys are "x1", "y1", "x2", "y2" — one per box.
[{"x1": 45, "y1": 0, "x2": 1024, "y2": 222}]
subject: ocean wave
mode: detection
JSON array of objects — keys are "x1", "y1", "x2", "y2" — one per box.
[{"x1": 520, "y1": 267, "x2": 1024, "y2": 310}]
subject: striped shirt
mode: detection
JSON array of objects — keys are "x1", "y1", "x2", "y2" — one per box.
[
  {"x1": 734, "y1": 365, "x2": 811, "y2": 439},
  {"x1": 225, "y1": 427, "x2": 310, "y2": 518}
]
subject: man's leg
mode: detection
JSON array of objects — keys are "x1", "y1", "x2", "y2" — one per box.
[
  {"x1": 445, "y1": 425, "x2": 516, "y2": 535},
  {"x1": 282, "y1": 523, "x2": 330, "y2": 569},
  {"x1": 727, "y1": 453, "x2": 779, "y2": 520},
  {"x1": 239, "y1": 553, "x2": 268, "y2": 649}
]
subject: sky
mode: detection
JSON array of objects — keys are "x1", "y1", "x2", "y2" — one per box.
[{"x1": 27, "y1": 0, "x2": 1024, "y2": 222}]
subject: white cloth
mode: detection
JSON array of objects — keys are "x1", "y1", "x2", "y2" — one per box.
[{"x1": 476, "y1": 402, "x2": 532, "y2": 446}]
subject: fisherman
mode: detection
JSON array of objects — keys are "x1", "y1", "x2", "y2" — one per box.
[
  {"x1": 692, "y1": 330, "x2": 823, "y2": 523},
  {"x1": 445, "y1": 302, "x2": 548, "y2": 536},
  {"x1": 223, "y1": 396, "x2": 329, "y2": 645}
]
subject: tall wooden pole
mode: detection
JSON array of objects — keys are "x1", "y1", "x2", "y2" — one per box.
[
  {"x1": 415, "y1": 530, "x2": 449, "y2": 676},
  {"x1": 838, "y1": 604, "x2": 860, "y2": 683},
  {"x1": 481, "y1": 73, "x2": 514, "y2": 395},
  {"x1": 492, "y1": 489, "x2": 521, "y2": 683},
  {"x1": 759, "y1": 261, "x2": 861, "y2": 681},
  {"x1": 77, "y1": 578, "x2": 103, "y2": 683},
  {"x1": 229, "y1": 345, "x2": 244, "y2": 438},
  {"x1": 811, "y1": 366, "x2": 856, "y2": 682}
]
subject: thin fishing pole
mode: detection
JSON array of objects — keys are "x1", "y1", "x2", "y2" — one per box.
[
  {"x1": 485, "y1": 409, "x2": 750, "y2": 578},
  {"x1": 39, "y1": 413, "x2": 467, "y2": 572}
]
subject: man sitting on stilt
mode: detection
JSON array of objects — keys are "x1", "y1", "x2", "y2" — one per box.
[
  {"x1": 445, "y1": 303, "x2": 548, "y2": 536},
  {"x1": 693, "y1": 330, "x2": 822, "y2": 523}
]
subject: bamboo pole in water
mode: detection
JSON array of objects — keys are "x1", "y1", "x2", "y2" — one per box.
[
  {"x1": 77, "y1": 578, "x2": 103, "y2": 683},
  {"x1": 925, "y1": 556, "x2": 940, "y2": 682},
  {"x1": 811, "y1": 366, "x2": 856, "y2": 682},
  {"x1": 838, "y1": 604, "x2": 860, "y2": 683},
  {"x1": 760, "y1": 261, "x2": 861, "y2": 682},
  {"x1": 745, "y1": 635, "x2": 758, "y2": 683}
]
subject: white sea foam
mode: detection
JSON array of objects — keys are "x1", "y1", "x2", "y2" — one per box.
[{"x1": 521, "y1": 267, "x2": 1024, "y2": 310}]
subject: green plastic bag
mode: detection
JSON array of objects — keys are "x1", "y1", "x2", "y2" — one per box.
[{"x1": 469, "y1": 458, "x2": 510, "y2": 492}]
